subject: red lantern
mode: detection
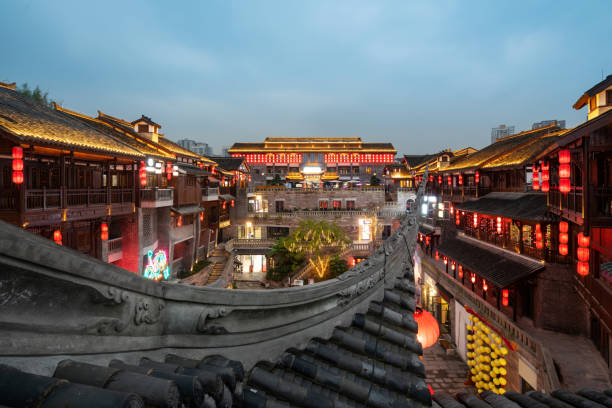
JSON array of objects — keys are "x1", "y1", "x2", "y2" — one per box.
[
  {"x1": 559, "y1": 244, "x2": 568, "y2": 256},
  {"x1": 200, "y1": 212, "x2": 204, "y2": 222},
  {"x1": 166, "y1": 163, "x2": 173, "y2": 180},
  {"x1": 177, "y1": 216, "x2": 182, "y2": 227},
  {"x1": 541, "y1": 180, "x2": 550, "y2": 192},
  {"x1": 435, "y1": 251, "x2": 440, "y2": 261},
  {"x1": 429, "y1": 174, "x2": 433, "y2": 182},
  {"x1": 560, "y1": 221, "x2": 568, "y2": 233},
  {"x1": 559, "y1": 178, "x2": 571, "y2": 194},
  {"x1": 100, "y1": 223, "x2": 108, "y2": 241},
  {"x1": 231, "y1": 200, "x2": 235, "y2": 207},
  {"x1": 559, "y1": 149, "x2": 570, "y2": 164},
  {"x1": 53, "y1": 230, "x2": 62, "y2": 245},
  {"x1": 447, "y1": 175, "x2": 452, "y2": 185},
  {"x1": 475, "y1": 171, "x2": 480, "y2": 184},
  {"x1": 414, "y1": 308, "x2": 440, "y2": 349},
  {"x1": 455, "y1": 213, "x2": 460, "y2": 226},
  {"x1": 443, "y1": 257, "x2": 448, "y2": 265},
  {"x1": 12, "y1": 171, "x2": 24, "y2": 184},
  {"x1": 12, "y1": 146, "x2": 23, "y2": 159},
  {"x1": 12, "y1": 159, "x2": 23, "y2": 171},
  {"x1": 139, "y1": 161, "x2": 147, "y2": 187},
  {"x1": 438, "y1": 175, "x2": 442, "y2": 184},
  {"x1": 536, "y1": 241, "x2": 544, "y2": 250},
  {"x1": 502, "y1": 297, "x2": 509, "y2": 307},
  {"x1": 451, "y1": 262, "x2": 456, "y2": 271},
  {"x1": 473, "y1": 213, "x2": 478, "y2": 228},
  {"x1": 577, "y1": 247, "x2": 590, "y2": 262},
  {"x1": 502, "y1": 289, "x2": 509, "y2": 298},
  {"x1": 471, "y1": 274, "x2": 476, "y2": 284},
  {"x1": 532, "y1": 164, "x2": 540, "y2": 190},
  {"x1": 458, "y1": 174, "x2": 463, "y2": 185},
  {"x1": 496, "y1": 217, "x2": 502, "y2": 234},
  {"x1": 483, "y1": 281, "x2": 488, "y2": 291},
  {"x1": 425, "y1": 236, "x2": 431, "y2": 246},
  {"x1": 577, "y1": 261, "x2": 589, "y2": 277},
  {"x1": 559, "y1": 232, "x2": 568, "y2": 244},
  {"x1": 458, "y1": 265, "x2": 463, "y2": 278},
  {"x1": 578, "y1": 233, "x2": 590, "y2": 248},
  {"x1": 559, "y1": 164, "x2": 571, "y2": 179}
]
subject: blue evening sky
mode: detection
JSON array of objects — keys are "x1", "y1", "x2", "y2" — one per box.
[{"x1": 2, "y1": 0, "x2": 612, "y2": 155}]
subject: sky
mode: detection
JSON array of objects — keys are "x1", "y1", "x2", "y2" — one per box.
[{"x1": 2, "y1": 1, "x2": 612, "y2": 155}]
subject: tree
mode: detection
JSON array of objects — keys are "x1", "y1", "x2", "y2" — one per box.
[
  {"x1": 328, "y1": 256, "x2": 349, "y2": 279},
  {"x1": 266, "y1": 236, "x2": 305, "y2": 281},
  {"x1": 16, "y1": 83, "x2": 52, "y2": 107},
  {"x1": 272, "y1": 174, "x2": 283, "y2": 186},
  {"x1": 370, "y1": 174, "x2": 380, "y2": 186},
  {"x1": 281, "y1": 219, "x2": 351, "y2": 279}
]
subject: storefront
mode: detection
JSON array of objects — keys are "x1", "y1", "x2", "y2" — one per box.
[{"x1": 237, "y1": 254, "x2": 267, "y2": 273}]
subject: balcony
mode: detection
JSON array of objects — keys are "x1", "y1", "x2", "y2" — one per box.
[
  {"x1": 24, "y1": 188, "x2": 134, "y2": 210},
  {"x1": 202, "y1": 187, "x2": 219, "y2": 202},
  {"x1": 140, "y1": 188, "x2": 174, "y2": 208},
  {"x1": 548, "y1": 187, "x2": 583, "y2": 222},
  {"x1": 593, "y1": 187, "x2": 612, "y2": 219},
  {"x1": 106, "y1": 237, "x2": 123, "y2": 263}
]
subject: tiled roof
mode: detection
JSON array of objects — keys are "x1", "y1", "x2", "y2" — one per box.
[
  {"x1": 228, "y1": 141, "x2": 396, "y2": 153},
  {"x1": 433, "y1": 389, "x2": 612, "y2": 407},
  {"x1": 436, "y1": 232, "x2": 545, "y2": 288},
  {"x1": 482, "y1": 131, "x2": 567, "y2": 170},
  {"x1": 443, "y1": 125, "x2": 561, "y2": 172},
  {"x1": 207, "y1": 156, "x2": 246, "y2": 171},
  {"x1": 404, "y1": 154, "x2": 435, "y2": 168},
  {"x1": 131, "y1": 114, "x2": 161, "y2": 128},
  {"x1": 0, "y1": 88, "x2": 144, "y2": 158},
  {"x1": 54, "y1": 104, "x2": 174, "y2": 160},
  {"x1": 456, "y1": 192, "x2": 550, "y2": 222}
]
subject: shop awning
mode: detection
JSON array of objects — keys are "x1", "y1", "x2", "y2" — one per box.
[
  {"x1": 178, "y1": 164, "x2": 212, "y2": 176},
  {"x1": 436, "y1": 233, "x2": 544, "y2": 288},
  {"x1": 171, "y1": 205, "x2": 204, "y2": 215},
  {"x1": 456, "y1": 192, "x2": 551, "y2": 222}
]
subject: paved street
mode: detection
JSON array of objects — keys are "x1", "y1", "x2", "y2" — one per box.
[{"x1": 424, "y1": 342, "x2": 477, "y2": 395}]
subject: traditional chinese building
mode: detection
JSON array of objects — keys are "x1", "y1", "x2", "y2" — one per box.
[{"x1": 228, "y1": 137, "x2": 396, "y2": 186}]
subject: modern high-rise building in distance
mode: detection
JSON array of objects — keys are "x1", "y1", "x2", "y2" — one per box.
[
  {"x1": 177, "y1": 139, "x2": 213, "y2": 156},
  {"x1": 532, "y1": 119, "x2": 566, "y2": 130},
  {"x1": 490, "y1": 124, "x2": 515, "y2": 143}
]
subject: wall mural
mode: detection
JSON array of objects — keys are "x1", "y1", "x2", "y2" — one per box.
[{"x1": 143, "y1": 249, "x2": 170, "y2": 281}]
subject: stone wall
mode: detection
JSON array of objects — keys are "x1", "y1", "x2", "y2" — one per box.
[{"x1": 250, "y1": 188, "x2": 387, "y2": 212}]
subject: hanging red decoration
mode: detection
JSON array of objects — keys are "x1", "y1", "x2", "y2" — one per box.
[
  {"x1": 435, "y1": 251, "x2": 440, "y2": 261},
  {"x1": 473, "y1": 213, "x2": 478, "y2": 228},
  {"x1": 559, "y1": 178, "x2": 571, "y2": 194},
  {"x1": 53, "y1": 230, "x2": 62, "y2": 245},
  {"x1": 458, "y1": 265, "x2": 463, "y2": 278},
  {"x1": 447, "y1": 175, "x2": 452, "y2": 185},
  {"x1": 451, "y1": 262, "x2": 456, "y2": 271},
  {"x1": 12, "y1": 171, "x2": 24, "y2": 184},
  {"x1": 471, "y1": 273, "x2": 476, "y2": 284},
  {"x1": 425, "y1": 236, "x2": 431, "y2": 246},
  {"x1": 231, "y1": 200, "x2": 235, "y2": 207},
  {"x1": 496, "y1": 217, "x2": 502, "y2": 234},
  {"x1": 559, "y1": 232, "x2": 568, "y2": 244},
  {"x1": 100, "y1": 223, "x2": 108, "y2": 241},
  {"x1": 429, "y1": 174, "x2": 433, "y2": 182},
  {"x1": 443, "y1": 257, "x2": 448, "y2": 265},
  {"x1": 502, "y1": 289, "x2": 509, "y2": 306},
  {"x1": 558, "y1": 149, "x2": 571, "y2": 164},
  {"x1": 541, "y1": 180, "x2": 550, "y2": 193},
  {"x1": 532, "y1": 164, "x2": 540, "y2": 190},
  {"x1": 577, "y1": 247, "x2": 590, "y2": 262},
  {"x1": 438, "y1": 175, "x2": 442, "y2": 184},
  {"x1": 578, "y1": 233, "x2": 590, "y2": 248},
  {"x1": 455, "y1": 213, "x2": 460, "y2": 226},
  {"x1": 483, "y1": 281, "x2": 488, "y2": 291},
  {"x1": 12, "y1": 146, "x2": 23, "y2": 159},
  {"x1": 458, "y1": 174, "x2": 463, "y2": 185},
  {"x1": 414, "y1": 308, "x2": 440, "y2": 349},
  {"x1": 475, "y1": 171, "x2": 480, "y2": 184},
  {"x1": 559, "y1": 244, "x2": 568, "y2": 256},
  {"x1": 559, "y1": 164, "x2": 571, "y2": 179},
  {"x1": 450, "y1": 205, "x2": 454, "y2": 215},
  {"x1": 177, "y1": 216, "x2": 182, "y2": 227},
  {"x1": 12, "y1": 159, "x2": 23, "y2": 171},
  {"x1": 559, "y1": 221, "x2": 569, "y2": 233},
  {"x1": 200, "y1": 212, "x2": 204, "y2": 222},
  {"x1": 166, "y1": 163, "x2": 173, "y2": 180},
  {"x1": 139, "y1": 161, "x2": 147, "y2": 187},
  {"x1": 577, "y1": 261, "x2": 589, "y2": 277}
]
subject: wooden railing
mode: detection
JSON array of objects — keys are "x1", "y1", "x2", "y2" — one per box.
[
  {"x1": 548, "y1": 187, "x2": 582, "y2": 214},
  {"x1": 140, "y1": 187, "x2": 173, "y2": 203},
  {"x1": 25, "y1": 188, "x2": 134, "y2": 210},
  {"x1": 202, "y1": 187, "x2": 219, "y2": 200},
  {"x1": 26, "y1": 189, "x2": 61, "y2": 210},
  {"x1": 107, "y1": 237, "x2": 123, "y2": 254}
]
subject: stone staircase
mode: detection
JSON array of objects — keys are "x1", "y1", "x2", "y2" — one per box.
[{"x1": 206, "y1": 247, "x2": 229, "y2": 285}]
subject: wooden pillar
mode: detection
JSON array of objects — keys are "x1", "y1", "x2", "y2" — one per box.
[
  {"x1": 583, "y1": 136, "x2": 590, "y2": 235},
  {"x1": 60, "y1": 154, "x2": 66, "y2": 208}
]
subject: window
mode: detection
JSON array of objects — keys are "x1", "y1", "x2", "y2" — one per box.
[
  {"x1": 267, "y1": 166, "x2": 273, "y2": 174},
  {"x1": 332, "y1": 200, "x2": 341, "y2": 209},
  {"x1": 319, "y1": 200, "x2": 328, "y2": 210},
  {"x1": 607, "y1": 90, "x2": 612, "y2": 105},
  {"x1": 138, "y1": 124, "x2": 149, "y2": 133},
  {"x1": 353, "y1": 166, "x2": 360, "y2": 174},
  {"x1": 275, "y1": 200, "x2": 284, "y2": 212},
  {"x1": 346, "y1": 200, "x2": 355, "y2": 209},
  {"x1": 590, "y1": 96, "x2": 597, "y2": 112}
]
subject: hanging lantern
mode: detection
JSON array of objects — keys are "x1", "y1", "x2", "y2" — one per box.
[
  {"x1": 425, "y1": 236, "x2": 431, "y2": 246},
  {"x1": 53, "y1": 230, "x2": 62, "y2": 245},
  {"x1": 100, "y1": 223, "x2": 108, "y2": 241},
  {"x1": 577, "y1": 261, "x2": 589, "y2": 277},
  {"x1": 578, "y1": 233, "x2": 590, "y2": 248},
  {"x1": 560, "y1": 221, "x2": 569, "y2": 233},
  {"x1": 12, "y1": 159, "x2": 23, "y2": 171},
  {"x1": 139, "y1": 161, "x2": 147, "y2": 187},
  {"x1": 447, "y1": 175, "x2": 452, "y2": 185},
  {"x1": 456, "y1": 213, "x2": 460, "y2": 226},
  {"x1": 231, "y1": 200, "x2": 235, "y2": 207},
  {"x1": 458, "y1": 174, "x2": 463, "y2": 185},
  {"x1": 559, "y1": 164, "x2": 571, "y2": 179},
  {"x1": 532, "y1": 165, "x2": 540, "y2": 190},
  {"x1": 559, "y1": 178, "x2": 571, "y2": 194},
  {"x1": 443, "y1": 257, "x2": 448, "y2": 265},
  {"x1": 12, "y1": 171, "x2": 24, "y2": 184},
  {"x1": 558, "y1": 149, "x2": 571, "y2": 164},
  {"x1": 471, "y1": 273, "x2": 476, "y2": 284},
  {"x1": 577, "y1": 247, "x2": 590, "y2": 262},
  {"x1": 11, "y1": 146, "x2": 23, "y2": 159},
  {"x1": 483, "y1": 281, "x2": 488, "y2": 291},
  {"x1": 496, "y1": 217, "x2": 502, "y2": 234},
  {"x1": 438, "y1": 175, "x2": 442, "y2": 184},
  {"x1": 419, "y1": 234, "x2": 423, "y2": 242},
  {"x1": 559, "y1": 232, "x2": 568, "y2": 244},
  {"x1": 502, "y1": 289, "x2": 509, "y2": 307},
  {"x1": 429, "y1": 174, "x2": 433, "y2": 182},
  {"x1": 450, "y1": 205, "x2": 454, "y2": 215},
  {"x1": 166, "y1": 163, "x2": 173, "y2": 180},
  {"x1": 200, "y1": 212, "x2": 204, "y2": 222},
  {"x1": 451, "y1": 262, "x2": 456, "y2": 271},
  {"x1": 473, "y1": 213, "x2": 478, "y2": 228},
  {"x1": 177, "y1": 216, "x2": 183, "y2": 227},
  {"x1": 435, "y1": 251, "x2": 440, "y2": 261},
  {"x1": 458, "y1": 265, "x2": 463, "y2": 278},
  {"x1": 559, "y1": 244, "x2": 568, "y2": 256},
  {"x1": 414, "y1": 308, "x2": 440, "y2": 349},
  {"x1": 541, "y1": 180, "x2": 550, "y2": 193},
  {"x1": 475, "y1": 171, "x2": 480, "y2": 184}
]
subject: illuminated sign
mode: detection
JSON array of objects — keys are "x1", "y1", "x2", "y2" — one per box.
[
  {"x1": 143, "y1": 249, "x2": 170, "y2": 281},
  {"x1": 302, "y1": 166, "x2": 322, "y2": 174}
]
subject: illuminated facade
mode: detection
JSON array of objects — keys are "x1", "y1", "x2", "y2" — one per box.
[{"x1": 228, "y1": 137, "x2": 396, "y2": 186}]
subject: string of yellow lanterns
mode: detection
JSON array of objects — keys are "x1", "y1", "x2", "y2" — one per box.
[{"x1": 466, "y1": 314, "x2": 509, "y2": 394}]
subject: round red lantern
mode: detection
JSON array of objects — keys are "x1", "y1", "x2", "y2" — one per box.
[
  {"x1": 483, "y1": 281, "x2": 488, "y2": 291},
  {"x1": 541, "y1": 180, "x2": 550, "y2": 192},
  {"x1": 231, "y1": 200, "x2": 235, "y2": 207},
  {"x1": 451, "y1": 262, "x2": 456, "y2": 271},
  {"x1": 577, "y1": 247, "x2": 590, "y2": 262},
  {"x1": 53, "y1": 230, "x2": 62, "y2": 245},
  {"x1": 559, "y1": 244, "x2": 568, "y2": 256},
  {"x1": 12, "y1": 146, "x2": 23, "y2": 159},
  {"x1": 100, "y1": 223, "x2": 108, "y2": 241},
  {"x1": 177, "y1": 216, "x2": 183, "y2": 227},
  {"x1": 577, "y1": 261, "x2": 589, "y2": 277},
  {"x1": 536, "y1": 241, "x2": 544, "y2": 250},
  {"x1": 559, "y1": 164, "x2": 571, "y2": 179},
  {"x1": 200, "y1": 212, "x2": 204, "y2": 222},
  {"x1": 443, "y1": 257, "x2": 448, "y2": 265},
  {"x1": 473, "y1": 213, "x2": 478, "y2": 228},
  {"x1": 559, "y1": 221, "x2": 569, "y2": 233},
  {"x1": 558, "y1": 149, "x2": 570, "y2": 164},
  {"x1": 458, "y1": 174, "x2": 463, "y2": 185},
  {"x1": 559, "y1": 178, "x2": 571, "y2": 194},
  {"x1": 578, "y1": 233, "x2": 590, "y2": 248},
  {"x1": 559, "y1": 232, "x2": 568, "y2": 244},
  {"x1": 502, "y1": 297, "x2": 509, "y2": 307},
  {"x1": 456, "y1": 214, "x2": 460, "y2": 226},
  {"x1": 429, "y1": 174, "x2": 433, "y2": 182},
  {"x1": 12, "y1": 159, "x2": 23, "y2": 171},
  {"x1": 414, "y1": 308, "x2": 440, "y2": 349},
  {"x1": 475, "y1": 171, "x2": 480, "y2": 184},
  {"x1": 502, "y1": 289, "x2": 509, "y2": 298},
  {"x1": 458, "y1": 265, "x2": 463, "y2": 278},
  {"x1": 12, "y1": 171, "x2": 24, "y2": 184},
  {"x1": 471, "y1": 274, "x2": 476, "y2": 284},
  {"x1": 435, "y1": 251, "x2": 439, "y2": 261},
  {"x1": 447, "y1": 175, "x2": 452, "y2": 185},
  {"x1": 438, "y1": 175, "x2": 442, "y2": 184}
]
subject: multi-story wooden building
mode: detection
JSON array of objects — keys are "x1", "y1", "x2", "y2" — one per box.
[{"x1": 228, "y1": 137, "x2": 396, "y2": 186}]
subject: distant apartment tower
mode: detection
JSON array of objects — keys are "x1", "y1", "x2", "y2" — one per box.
[
  {"x1": 221, "y1": 146, "x2": 231, "y2": 157},
  {"x1": 177, "y1": 139, "x2": 212, "y2": 156},
  {"x1": 532, "y1": 119, "x2": 566, "y2": 130},
  {"x1": 491, "y1": 124, "x2": 515, "y2": 143}
]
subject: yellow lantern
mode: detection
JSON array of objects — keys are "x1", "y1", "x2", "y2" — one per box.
[
  {"x1": 499, "y1": 378, "x2": 507, "y2": 386},
  {"x1": 491, "y1": 352, "x2": 498, "y2": 359},
  {"x1": 499, "y1": 367, "x2": 507, "y2": 376},
  {"x1": 498, "y1": 358, "x2": 507, "y2": 366},
  {"x1": 493, "y1": 378, "x2": 500, "y2": 386},
  {"x1": 499, "y1": 388, "x2": 506, "y2": 394},
  {"x1": 500, "y1": 347, "x2": 508, "y2": 355}
]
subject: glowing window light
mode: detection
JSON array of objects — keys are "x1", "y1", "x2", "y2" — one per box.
[
  {"x1": 473, "y1": 213, "x2": 478, "y2": 228},
  {"x1": 143, "y1": 249, "x2": 170, "y2": 280},
  {"x1": 421, "y1": 203, "x2": 428, "y2": 216}
]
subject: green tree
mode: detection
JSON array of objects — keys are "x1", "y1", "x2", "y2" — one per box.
[
  {"x1": 328, "y1": 256, "x2": 349, "y2": 279},
  {"x1": 370, "y1": 174, "x2": 380, "y2": 186},
  {"x1": 281, "y1": 219, "x2": 351, "y2": 279},
  {"x1": 16, "y1": 83, "x2": 52, "y2": 107},
  {"x1": 266, "y1": 236, "x2": 305, "y2": 281},
  {"x1": 272, "y1": 174, "x2": 283, "y2": 186}
]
